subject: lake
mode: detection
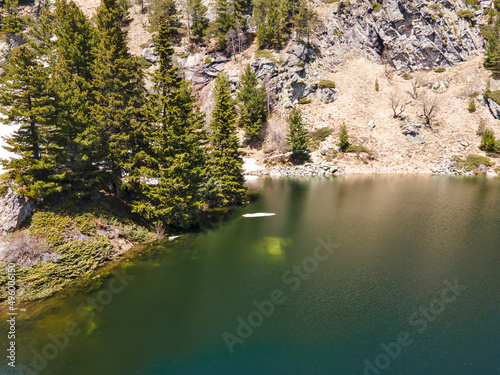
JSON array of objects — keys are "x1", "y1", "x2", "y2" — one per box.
[{"x1": 2, "y1": 176, "x2": 500, "y2": 375}]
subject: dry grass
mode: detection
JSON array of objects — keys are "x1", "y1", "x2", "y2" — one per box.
[{"x1": 0, "y1": 232, "x2": 60, "y2": 267}]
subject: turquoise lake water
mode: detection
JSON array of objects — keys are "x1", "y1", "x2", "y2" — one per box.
[{"x1": 2, "y1": 176, "x2": 499, "y2": 375}]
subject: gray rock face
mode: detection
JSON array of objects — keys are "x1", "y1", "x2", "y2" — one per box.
[
  {"x1": 0, "y1": 188, "x2": 35, "y2": 236},
  {"x1": 483, "y1": 96, "x2": 500, "y2": 119},
  {"x1": 251, "y1": 58, "x2": 279, "y2": 80},
  {"x1": 142, "y1": 47, "x2": 159, "y2": 63},
  {"x1": 401, "y1": 121, "x2": 425, "y2": 144},
  {"x1": 432, "y1": 79, "x2": 450, "y2": 93},
  {"x1": 315, "y1": 0, "x2": 485, "y2": 71},
  {"x1": 285, "y1": 44, "x2": 314, "y2": 67},
  {"x1": 317, "y1": 87, "x2": 339, "y2": 103}
]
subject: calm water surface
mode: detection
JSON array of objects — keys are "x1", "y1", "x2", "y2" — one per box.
[{"x1": 2, "y1": 176, "x2": 500, "y2": 375}]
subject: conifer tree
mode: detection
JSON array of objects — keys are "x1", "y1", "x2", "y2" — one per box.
[
  {"x1": 211, "y1": 0, "x2": 235, "y2": 50},
  {"x1": 237, "y1": 64, "x2": 267, "y2": 141},
  {"x1": 186, "y1": 0, "x2": 208, "y2": 42},
  {"x1": 484, "y1": 15, "x2": 500, "y2": 74},
  {"x1": 287, "y1": 106, "x2": 309, "y2": 161},
  {"x1": 206, "y1": 74, "x2": 247, "y2": 207},
  {"x1": 254, "y1": 0, "x2": 287, "y2": 48},
  {"x1": 0, "y1": 46, "x2": 61, "y2": 199},
  {"x1": 130, "y1": 19, "x2": 206, "y2": 228},
  {"x1": 91, "y1": 0, "x2": 145, "y2": 194},
  {"x1": 149, "y1": 0, "x2": 180, "y2": 33}
]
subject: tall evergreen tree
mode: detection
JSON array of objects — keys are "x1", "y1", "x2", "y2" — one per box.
[
  {"x1": 91, "y1": 0, "x2": 145, "y2": 194},
  {"x1": 211, "y1": 0, "x2": 235, "y2": 50},
  {"x1": 206, "y1": 74, "x2": 247, "y2": 207},
  {"x1": 186, "y1": 0, "x2": 209, "y2": 42},
  {"x1": 484, "y1": 16, "x2": 500, "y2": 75},
  {"x1": 129, "y1": 19, "x2": 206, "y2": 228},
  {"x1": 237, "y1": 64, "x2": 267, "y2": 141},
  {"x1": 149, "y1": 0, "x2": 180, "y2": 33},
  {"x1": 0, "y1": 46, "x2": 61, "y2": 198},
  {"x1": 254, "y1": 0, "x2": 287, "y2": 48},
  {"x1": 287, "y1": 106, "x2": 309, "y2": 161}
]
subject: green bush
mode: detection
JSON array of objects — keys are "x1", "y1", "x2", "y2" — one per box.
[
  {"x1": 375, "y1": 79, "x2": 380, "y2": 91},
  {"x1": 485, "y1": 90, "x2": 500, "y2": 104},
  {"x1": 0, "y1": 185, "x2": 8, "y2": 197},
  {"x1": 372, "y1": 1, "x2": 383, "y2": 12},
  {"x1": 298, "y1": 97, "x2": 311, "y2": 104},
  {"x1": 453, "y1": 154, "x2": 493, "y2": 171},
  {"x1": 467, "y1": 98, "x2": 476, "y2": 112},
  {"x1": 318, "y1": 79, "x2": 336, "y2": 89},
  {"x1": 137, "y1": 56, "x2": 152, "y2": 68},
  {"x1": 480, "y1": 129, "x2": 496, "y2": 152},
  {"x1": 297, "y1": 61, "x2": 305, "y2": 67},
  {"x1": 0, "y1": 15, "x2": 24, "y2": 34},
  {"x1": 308, "y1": 127, "x2": 333, "y2": 150},
  {"x1": 434, "y1": 67, "x2": 446, "y2": 73},
  {"x1": 457, "y1": 9, "x2": 475, "y2": 18},
  {"x1": 338, "y1": 124, "x2": 349, "y2": 151}
]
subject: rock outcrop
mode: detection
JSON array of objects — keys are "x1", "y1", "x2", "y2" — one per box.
[
  {"x1": 315, "y1": 0, "x2": 486, "y2": 72},
  {"x1": 0, "y1": 187, "x2": 35, "y2": 236}
]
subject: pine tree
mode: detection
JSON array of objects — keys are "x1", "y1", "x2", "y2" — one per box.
[
  {"x1": 91, "y1": 0, "x2": 145, "y2": 194},
  {"x1": 186, "y1": 0, "x2": 208, "y2": 42},
  {"x1": 149, "y1": 0, "x2": 180, "y2": 33},
  {"x1": 0, "y1": 46, "x2": 61, "y2": 199},
  {"x1": 3, "y1": 0, "x2": 18, "y2": 16},
  {"x1": 287, "y1": 107, "x2": 309, "y2": 161},
  {"x1": 484, "y1": 16, "x2": 500, "y2": 75},
  {"x1": 206, "y1": 74, "x2": 247, "y2": 207},
  {"x1": 237, "y1": 64, "x2": 267, "y2": 141},
  {"x1": 211, "y1": 0, "x2": 235, "y2": 50},
  {"x1": 338, "y1": 124, "x2": 349, "y2": 151},
  {"x1": 129, "y1": 19, "x2": 206, "y2": 228},
  {"x1": 480, "y1": 129, "x2": 496, "y2": 152},
  {"x1": 254, "y1": 0, "x2": 287, "y2": 49}
]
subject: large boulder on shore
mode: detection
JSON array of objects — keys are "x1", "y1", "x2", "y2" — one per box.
[{"x1": 0, "y1": 187, "x2": 35, "y2": 236}]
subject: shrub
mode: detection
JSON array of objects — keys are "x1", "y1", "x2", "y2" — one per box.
[
  {"x1": 375, "y1": 79, "x2": 380, "y2": 91},
  {"x1": 0, "y1": 232, "x2": 60, "y2": 267},
  {"x1": 338, "y1": 124, "x2": 349, "y2": 151},
  {"x1": 297, "y1": 61, "x2": 305, "y2": 67},
  {"x1": 485, "y1": 90, "x2": 500, "y2": 104},
  {"x1": 0, "y1": 15, "x2": 24, "y2": 34},
  {"x1": 453, "y1": 154, "x2": 493, "y2": 171},
  {"x1": 467, "y1": 98, "x2": 476, "y2": 112},
  {"x1": 434, "y1": 67, "x2": 446, "y2": 73},
  {"x1": 298, "y1": 97, "x2": 311, "y2": 104},
  {"x1": 477, "y1": 119, "x2": 486, "y2": 136},
  {"x1": 372, "y1": 1, "x2": 382, "y2": 12},
  {"x1": 402, "y1": 72, "x2": 412, "y2": 80},
  {"x1": 318, "y1": 79, "x2": 336, "y2": 89},
  {"x1": 308, "y1": 127, "x2": 333, "y2": 150},
  {"x1": 480, "y1": 129, "x2": 496, "y2": 152},
  {"x1": 204, "y1": 56, "x2": 213, "y2": 64},
  {"x1": 457, "y1": 9, "x2": 475, "y2": 18},
  {"x1": 0, "y1": 184, "x2": 8, "y2": 197},
  {"x1": 137, "y1": 56, "x2": 152, "y2": 68}
]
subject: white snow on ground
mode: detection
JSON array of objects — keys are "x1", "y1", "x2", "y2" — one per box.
[
  {"x1": 242, "y1": 158, "x2": 264, "y2": 174},
  {"x1": 0, "y1": 117, "x2": 21, "y2": 173}
]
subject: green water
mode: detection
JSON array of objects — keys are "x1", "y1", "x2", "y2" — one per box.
[{"x1": 2, "y1": 176, "x2": 500, "y2": 375}]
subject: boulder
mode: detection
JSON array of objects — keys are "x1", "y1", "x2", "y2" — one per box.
[
  {"x1": 0, "y1": 187, "x2": 35, "y2": 236},
  {"x1": 142, "y1": 47, "x2": 159, "y2": 63},
  {"x1": 483, "y1": 96, "x2": 500, "y2": 120},
  {"x1": 432, "y1": 79, "x2": 449, "y2": 93},
  {"x1": 251, "y1": 58, "x2": 279, "y2": 80},
  {"x1": 317, "y1": 87, "x2": 339, "y2": 103}
]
